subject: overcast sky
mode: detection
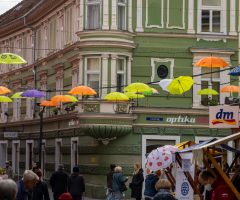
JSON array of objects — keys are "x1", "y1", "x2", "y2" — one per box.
[{"x1": 0, "y1": 0, "x2": 22, "y2": 15}]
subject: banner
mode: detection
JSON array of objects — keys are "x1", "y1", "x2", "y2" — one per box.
[
  {"x1": 176, "y1": 153, "x2": 194, "y2": 200},
  {"x1": 209, "y1": 106, "x2": 239, "y2": 128}
]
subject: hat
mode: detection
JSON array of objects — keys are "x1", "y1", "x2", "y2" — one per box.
[
  {"x1": 58, "y1": 193, "x2": 72, "y2": 200},
  {"x1": 73, "y1": 166, "x2": 79, "y2": 173}
]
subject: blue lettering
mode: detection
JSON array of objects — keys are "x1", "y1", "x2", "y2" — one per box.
[{"x1": 216, "y1": 109, "x2": 233, "y2": 119}]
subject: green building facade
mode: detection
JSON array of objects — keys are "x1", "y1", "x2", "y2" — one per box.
[{"x1": 0, "y1": 0, "x2": 239, "y2": 198}]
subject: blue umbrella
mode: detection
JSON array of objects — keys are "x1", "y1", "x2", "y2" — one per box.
[
  {"x1": 22, "y1": 89, "x2": 45, "y2": 98},
  {"x1": 228, "y1": 66, "x2": 240, "y2": 76}
]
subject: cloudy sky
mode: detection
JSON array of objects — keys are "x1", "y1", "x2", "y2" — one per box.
[{"x1": 0, "y1": 0, "x2": 22, "y2": 15}]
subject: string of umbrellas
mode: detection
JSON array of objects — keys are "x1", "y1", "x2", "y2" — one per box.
[{"x1": 0, "y1": 53, "x2": 240, "y2": 106}]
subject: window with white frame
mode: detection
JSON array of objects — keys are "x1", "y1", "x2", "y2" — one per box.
[
  {"x1": 49, "y1": 17, "x2": 57, "y2": 50},
  {"x1": 36, "y1": 29, "x2": 42, "y2": 59},
  {"x1": 201, "y1": 68, "x2": 220, "y2": 106},
  {"x1": 118, "y1": 0, "x2": 127, "y2": 30},
  {"x1": 55, "y1": 139, "x2": 62, "y2": 170},
  {"x1": 26, "y1": 141, "x2": 33, "y2": 170},
  {"x1": 26, "y1": 99, "x2": 34, "y2": 119},
  {"x1": 85, "y1": 0, "x2": 101, "y2": 30},
  {"x1": 200, "y1": 0, "x2": 222, "y2": 33},
  {"x1": 85, "y1": 57, "x2": 100, "y2": 95},
  {"x1": 1, "y1": 103, "x2": 8, "y2": 122},
  {"x1": 117, "y1": 58, "x2": 126, "y2": 92},
  {"x1": 65, "y1": 7, "x2": 73, "y2": 44},
  {"x1": 12, "y1": 141, "x2": 20, "y2": 176}
]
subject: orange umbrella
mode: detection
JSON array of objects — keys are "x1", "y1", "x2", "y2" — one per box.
[
  {"x1": 68, "y1": 85, "x2": 97, "y2": 96},
  {"x1": 0, "y1": 86, "x2": 11, "y2": 95},
  {"x1": 221, "y1": 85, "x2": 239, "y2": 93},
  {"x1": 194, "y1": 56, "x2": 228, "y2": 68},
  {"x1": 51, "y1": 95, "x2": 72, "y2": 103},
  {"x1": 40, "y1": 100, "x2": 59, "y2": 107}
]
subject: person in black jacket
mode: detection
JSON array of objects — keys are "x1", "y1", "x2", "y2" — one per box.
[
  {"x1": 107, "y1": 164, "x2": 116, "y2": 190},
  {"x1": 130, "y1": 163, "x2": 144, "y2": 200},
  {"x1": 33, "y1": 169, "x2": 50, "y2": 200},
  {"x1": 68, "y1": 166, "x2": 85, "y2": 200},
  {"x1": 50, "y1": 164, "x2": 69, "y2": 200}
]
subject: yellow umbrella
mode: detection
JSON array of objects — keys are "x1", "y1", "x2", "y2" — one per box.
[
  {"x1": 11, "y1": 92, "x2": 25, "y2": 99},
  {"x1": 168, "y1": 76, "x2": 194, "y2": 95},
  {"x1": 104, "y1": 92, "x2": 129, "y2": 101},
  {"x1": 124, "y1": 92, "x2": 145, "y2": 99},
  {"x1": 0, "y1": 96, "x2": 12, "y2": 103},
  {"x1": 198, "y1": 89, "x2": 219, "y2": 95},
  {"x1": 0, "y1": 53, "x2": 27, "y2": 64},
  {"x1": 64, "y1": 95, "x2": 78, "y2": 102},
  {"x1": 124, "y1": 82, "x2": 152, "y2": 93}
]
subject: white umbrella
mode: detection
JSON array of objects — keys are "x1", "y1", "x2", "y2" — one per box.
[{"x1": 158, "y1": 79, "x2": 173, "y2": 92}]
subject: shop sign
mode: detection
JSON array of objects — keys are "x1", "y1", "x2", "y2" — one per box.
[
  {"x1": 68, "y1": 119, "x2": 79, "y2": 127},
  {"x1": 176, "y1": 153, "x2": 194, "y2": 200},
  {"x1": 209, "y1": 106, "x2": 239, "y2": 128},
  {"x1": 166, "y1": 116, "x2": 196, "y2": 124},
  {"x1": 4, "y1": 132, "x2": 18, "y2": 139}
]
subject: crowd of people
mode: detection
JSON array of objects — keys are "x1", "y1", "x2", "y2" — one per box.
[
  {"x1": 0, "y1": 161, "x2": 239, "y2": 200},
  {"x1": 0, "y1": 162, "x2": 85, "y2": 200}
]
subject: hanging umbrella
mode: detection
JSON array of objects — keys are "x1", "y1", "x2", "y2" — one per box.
[
  {"x1": 104, "y1": 92, "x2": 129, "y2": 101},
  {"x1": 64, "y1": 95, "x2": 78, "y2": 102},
  {"x1": 0, "y1": 86, "x2": 11, "y2": 95},
  {"x1": 198, "y1": 88, "x2": 219, "y2": 95},
  {"x1": 143, "y1": 88, "x2": 159, "y2": 96},
  {"x1": 156, "y1": 79, "x2": 173, "y2": 92},
  {"x1": 221, "y1": 85, "x2": 239, "y2": 93},
  {"x1": 11, "y1": 92, "x2": 24, "y2": 99},
  {"x1": 68, "y1": 85, "x2": 97, "y2": 96},
  {"x1": 228, "y1": 66, "x2": 240, "y2": 76},
  {"x1": 124, "y1": 82, "x2": 152, "y2": 93},
  {"x1": 51, "y1": 95, "x2": 72, "y2": 103},
  {"x1": 0, "y1": 96, "x2": 12, "y2": 103},
  {"x1": 195, "y1": 56, "x2": 228, "y2": 68},
  {"x1": 22, "y1": 89, "x2": 45, "y2": 98},
  {"x1": 0, "y1": 53, "x2": 27, "y2": 64},
  {"x1": 168, "y1": 76, "x2": 194, "y2": 95},
  {"x1": 40, "y1": 100, "x2": 58, "y2": 107},
  {"x1": 124, "y1": 92, "x2": 145, "y2": 99}
]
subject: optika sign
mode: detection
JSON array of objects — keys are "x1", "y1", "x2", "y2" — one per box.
[
  {"x1": 166, "y1": 116, "x2": 196, "y2": 124},
  {"x1": 209, "y1": 106, "x2": 239, "y2": 128}
]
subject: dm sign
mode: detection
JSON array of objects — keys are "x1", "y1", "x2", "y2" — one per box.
[{"x1": 209, "y1": 106, "x2": 239, "y2": 128}]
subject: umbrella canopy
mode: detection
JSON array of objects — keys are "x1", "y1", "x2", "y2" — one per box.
[
  {"x1": 40, "y1": 100, "x2": 58, "y2": 107},
  {"x1": 221, "y1": 85, "x2": 239, "y2": 93},
  {"x1": 146, "y1": 145, "x2": 178, "y2": 171},
  {"x1": 0, "y1": 96, "x2": 12, "y2": 103},
  {"x1": 142, "y1": 88, "x2": 159, "y2": 96},
  {"x1": 124, "y1": 82, "x2": 152, "y2": 93},
  {"x1": 198, "y1": 88, "x2": 219, "y2": 95},
  {"x1": 68, "y1": 85, "x2": 97, "y2": 96},
  {"x1": 0, "y1": 86, "x2": 11, "y2": 95},
  {"x1": 124, "y1": 92, "x2": 145, "y2": 99},
  {"x1": 64, "y1": 95, "x2": 78, "y2": 102},
  {"x1": 51, "y1": 95, "x2": 72, "y2": 103},
  {"x1": 157, "y1": 79, "x2": 173, "y2": 92},
  {"x1": 104, "y1": 92, "x2": 129, "y2": 101},
  {"x1": 168, "y1": 76, "x2": 194, "y2": 95},
  {"x1": 194, "y1": 56, "x2": 228, "y2": 68},
  {"x1": 228, "y1": 66, "x2": 240, "y2": 76},
  {"x1": 22, "y1": 89, "x2": 45, "y2": 98},
  {"x1": 0, "y1": 53, "x2": 27, "y2": 64},
  {"x1": 11, "y1": 92, "x2": 24, "y2": 99}
]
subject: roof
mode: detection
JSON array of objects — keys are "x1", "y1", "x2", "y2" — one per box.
[{"x1": 0, "y1": 0, "x2": 39, "y2": 27}]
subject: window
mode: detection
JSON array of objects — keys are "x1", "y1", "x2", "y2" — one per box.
[
  {"x1": 0, "y1": 141, "x2": 7, "y2": 168},
  {"x1": 65, "y1": 8, "x2": 73, "y2": 44},
  {"x1": 85, "y1": 57, "x2": 100, "y2": 95},
  {"x1": 200, "y1": 0, "x2": 222, "y2": 33},
  {"x1": 13, "y1": 99, "x2": 21, "y2": 121},
  {"x1": 117, "y1": 59, "x2": 126, "y2": 92},
  {"x1": 86, "y1": 0, "x2": 101, "y2": 30},
  {"x1": 26, "y1": 141, "x2": 33, "y2": 170},
  {"x1": 118, "y1": 0, "x2": 127, "y2": 30},
  {"x1": 55, "y1": 139, "x2": 62, "y2": 170},
  {"x1": 201, "y1": 68, "x2": 220, "y2": 106},
  {"x1": 12, "y1": 141, "x2": 20, "y2": 176},
  {"x1": 71, "y1": 138, "x2": 78, "y2": 170},
  {"x1": 49, "y1": 18, "x2": 57, "y2": 50},
  {"x1": 26, "y1": 99, "x2": 34, "y2": 119}
]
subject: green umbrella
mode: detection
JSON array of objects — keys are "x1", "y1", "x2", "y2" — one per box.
[
  {"x1": 124, "y1": 92, "x2": 145, "y2": 99},
  {"x1": 64, "y1": 95, "x2": 78, "y2": 102},
  {"x1": 11, "y1": 92, "x2": 24, "y2": 99},
  {"x1": 0, "y1": 53, "x2": 27, "y2": 64},
  {"x1": 0, "y1": 96, "x2": 12, "y2": 103}
]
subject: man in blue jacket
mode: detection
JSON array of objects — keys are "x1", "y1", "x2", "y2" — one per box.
[
  {"x1": 16, "y1": 170, "x2": 39, "y2": 200},
  {"x1": 144, "y1": 170, "x2": 161, "y2": 200}
]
